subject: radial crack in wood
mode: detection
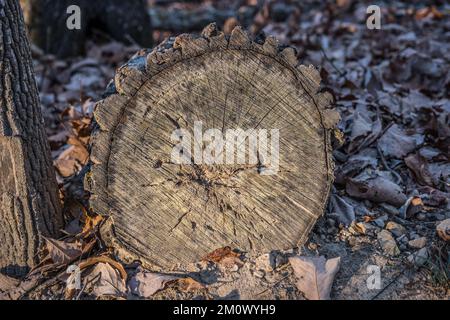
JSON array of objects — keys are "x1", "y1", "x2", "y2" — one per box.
[{"x1": 87, "y1": 24, "x2": 338, "y2": 269}]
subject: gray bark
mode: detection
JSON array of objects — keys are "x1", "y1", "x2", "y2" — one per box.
[
  {"x1": 22, "y1": 0, "x2": 152, "y2": 58},
  {"x1": 0, "y1": 0, "x2": 63, "y2": 277}
]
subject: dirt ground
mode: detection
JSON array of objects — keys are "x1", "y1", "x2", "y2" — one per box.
[{"x1": 1, "y1": 0, "x2": 448, "y2": 300}]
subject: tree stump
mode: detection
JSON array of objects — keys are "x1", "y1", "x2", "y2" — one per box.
[
  {"x1": 0, "y1": 0, "x2": 63, "y2": 277},
  {"x1": 21, "y1": 0, "x2": 152, "y2": 57},
  {"x1": 87, "y1": 24, "x2": 339, "y2": 269}
]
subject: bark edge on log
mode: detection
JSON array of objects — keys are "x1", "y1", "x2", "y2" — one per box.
[{"x1": 87, "y1": 23, "x2": 339, "y2": 270}]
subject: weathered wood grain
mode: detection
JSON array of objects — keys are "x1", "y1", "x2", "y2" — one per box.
[{"x1": 87, "y1": 24, "x2": 339, "y2": 269}]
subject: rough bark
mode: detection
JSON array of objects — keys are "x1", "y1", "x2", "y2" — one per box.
[
  {"x1": 87, "y1": 24, "x2": 339, "y2": 269},
  {"x1": 21, "y1": 0, "x2": 152, "y2": 58},
  {"x1": 0, "y1": 0, "x2": 63, "y2": 277}
]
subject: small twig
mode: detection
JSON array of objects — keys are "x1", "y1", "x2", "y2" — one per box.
[
  {"x1": 377, "y1": 144, "x2": 404, "y2": 185},
  {"x1": 370, "y1": 268, "x2": 405, "y2": 300},
  {"x1": 76, "y1": 273, "x2": 101, "y2": 300},
  {"x1": 320, "y1": 47, "x2": 346, "y2": 78},
  {"x1": 256, "y1": 274, "x2": 291, "y2": 296}
]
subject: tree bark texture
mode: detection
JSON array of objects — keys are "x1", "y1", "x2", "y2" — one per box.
[
  {"x1": 87, "y1": 24, "x2": 339, "y2": 269},
  {"x1": 21, "y1": 0, "x2": 152, "y2": 57},
  {"x1": 0, "y1": 0, "x2": 63, "y2": 277}
]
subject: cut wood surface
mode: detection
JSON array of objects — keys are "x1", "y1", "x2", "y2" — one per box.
[{"x1": 87, "y1": 24, "x2": 339, "y2": 269}]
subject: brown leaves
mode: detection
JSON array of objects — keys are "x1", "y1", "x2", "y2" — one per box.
[
  {"x1": 128, "y1": 267, "x2": 205, "y2": 298},
  {"x1": 328, "y1": 194, "x2": 355, "y2": 226},
  {"x1": 415, "y1": 6, "x2": 444, "y2": 20},
  {"x1": 378, "y1": 124, "x2": 424, "y2": 159},
  {"x1": 346, "y1": 171, "x2": 407, "y2": 207},
  {"x1": 176, "y1": 277, "x2": 205, "y2": 292},
  {"x1": 405, "y1": 153, "x2": 436, "y2": 187},
  {"x1": 128, "y1": 269, "x2": 178, "y2": 298},
  {"x1": 289, "y1": 256, "x2": 341, "y2": 300},
  {"x1": 78, "y1": 256, "x2": 127, "y2": 281},
  {"x1": 43, "y1": 237, "x2": 86, "y2": 265},
  {"x1": 38, "y1": 237, "x2": 95, "y2": 273},
  {"x1": 202, "y1": 246, "x2": 243, "y2": 268},
  {"x1": 405, "y1": 150, "x2": 450, "y2": 192},
  {"x1": 81, "y1": 213, "x2": 103, "y2": 236},
  {"x1": 63, "y1": 255, "x2": 127, "y2": 299},
  {"x1": 82, "y1": 262, "x2": 126, "y2": 298},
  {"x1": 54, "y1": 105, "x2": 92, "y2": 178},
  {"x1": 347, "y1": 106, "x2": 382, "y2": 154}
]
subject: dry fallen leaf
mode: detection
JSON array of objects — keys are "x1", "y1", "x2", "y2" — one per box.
[
  {"x1": 177, "y1": 277, "x2": 205, "y2": 292},
  {"x1": 128, "y1": 267, "x2": 178, "y2": 298},
  {"x1": 328, "y1": 194, "x2": 356, "y2": 226},
  {"x1": 202, "y1": 246, "x2": 243, "y2": 268},
  {"x1": 43, "y1": 237, "x2": 84, "y2": 265},
  {"x1": 81, "y1": 212, "x2": 103, "y2": 235},
  {"x1": 78, "y1": 255, "x2": 127, "y2": 281},
  {"x1": 128, "y1": 267, "x2": 205, "y2": 298},
  {"x1": 346, "y1": 171, "x2": 407, "y2": 207},
  {"x1": 289, "y1": 255, "x2": 341, "y2": 300},
  {"x1": 399, "y1": 196, "x2": 424, "y2": 219},
  {"x1": 83, "y1": 262, "x2": 126, "y2": 298},
  {"x1": 415, "y1": 6, "x2": 443, "y2": 20},
  {"x1": 378, "y1": 124, "x2": 424, "y2": 159},
  {"x1": 405, "y1": 153, "x2": 436, "y2": 187}
]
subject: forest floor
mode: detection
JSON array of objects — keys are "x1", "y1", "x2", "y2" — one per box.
[{"x1": 1, "y1": 0, "x2": 449, "y2": 300}]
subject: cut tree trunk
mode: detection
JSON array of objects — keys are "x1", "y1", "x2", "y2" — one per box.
[
  {"x1": 0, "y1": 0, "x2": 63, "y2": 277},
  {"x1": 87, "y1": 24, "x2": 339, "y2": 269},
  {"x1": 21, "y1": 0, "x2": 152, "y2": 57}
]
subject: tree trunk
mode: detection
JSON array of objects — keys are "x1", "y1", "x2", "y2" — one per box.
[
  {"x1": 0, "y1": 0, "x2": 63, "y2": 277},
  {"x1": 87, "y1": 24, "x2": 339, "y2": 269},
  {"x1": 21, "y1": 0, "x2": 152, "y2": 58}
]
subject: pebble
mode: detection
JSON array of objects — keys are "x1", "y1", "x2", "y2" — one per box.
[
  {"x1": 407, "y1": 248, "x2": 429, "y2": 267},
  {"x1": 408, "y1": 237, "x2": 427, "y2": 249},
  {"x1": 436, "y1": 219, "x2": 450, "y2": 241},
  {"x1": 255, "y1": 253, "x2": 274, "y2": 272},
  {"x1": 326, "y1": 218, "x2": 336, "y2": 227},
  {"x1": 255, "y1": 252, "x2": 287, "y2": 272},
  {"x1": 379, "y1": 203, "x2": 399, "y2": 216},
  {"x1": 397, "y1": 234, "x2": 409, "y2": 244},
  {"x1": 254, "y1": 270, "x2": 265, "y2": 279},
  {"x1": 435, "y1": 214, "x2": 446, "y2": 221},
  {"x1": 385, "y1": 221, "x2": 407, "y2": 237},
  {"x1": 377, "y1": 230, "x2": 400, "y2": 256},
  {"x1": 230, "y1": 264, "x2": 239, "y2": 272},
  {"x1": 416, "y1": 212, "x2": 426, "y2": 221},
  {"x1": 373, "y1": 215, "x2": 388, "y2": 228},
  {"x1": 409, "y1": 232, "x2": 419, "y2": 240},
  {"x1": 327, "y1": 227, "x2": 337, "y2": 234},
  {"x1": 347, "y1": 236, "x2": 357, "y2": 247}
]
